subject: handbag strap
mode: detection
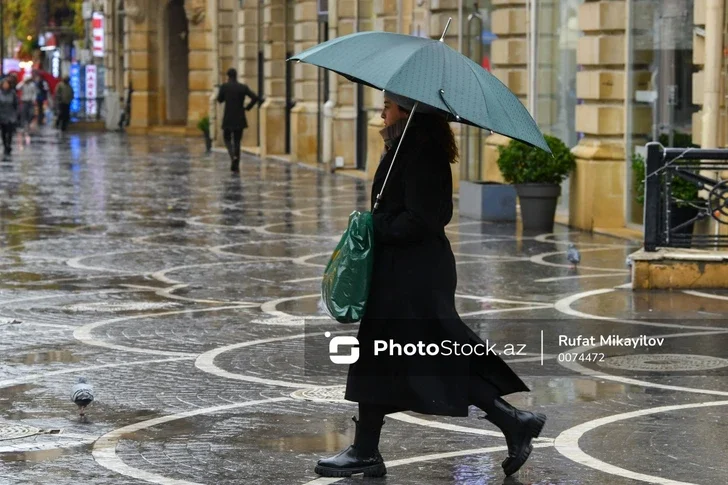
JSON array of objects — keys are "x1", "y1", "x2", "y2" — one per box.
[{"x1": 372, "y1": 102, "x2": 419, "y2": 213}]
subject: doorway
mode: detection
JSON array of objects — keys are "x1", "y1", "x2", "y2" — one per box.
[{"x1": 165, "y1": 0, "x2": 189, "y2": 124}]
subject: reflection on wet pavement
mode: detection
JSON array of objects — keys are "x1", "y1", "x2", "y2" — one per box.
[{"x1": 0, "y1": 131, "x2": 727, "y2": 484}]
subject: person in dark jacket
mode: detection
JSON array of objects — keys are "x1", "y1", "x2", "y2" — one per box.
[
  {"x1": 314, "y1": 94, "x2": 546, "y2": 479},
  {"x1": 0, "y1": 78, "x2": 19, "y2": 155},
  {"x1": 34, "y1": 73, "x2": 49, "y2": 126},
  {"x1": 216, "y1": 68, "x2": 261, "y2": 172},
  {"x1": 54, "y1": 76, "x2": 74, "y2": 132}
]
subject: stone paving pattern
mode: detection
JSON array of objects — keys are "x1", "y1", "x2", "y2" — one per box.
[{"x1": 1, "y1": 131, "x2": 727, "y2": 484}]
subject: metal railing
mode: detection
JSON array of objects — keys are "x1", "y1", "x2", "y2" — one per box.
[{"x1": 644, "y1": 142, "x2": 728, "y2": 251}]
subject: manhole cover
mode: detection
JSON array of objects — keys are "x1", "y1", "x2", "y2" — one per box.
[
  {"x1": 63, "y1": 302, "x2": 180, "y2": 312},
  {"x1": 0, "y1": 424, "x2": 43, "y2": 441},
  {"x1": 598, "y1": 354, "x2": 728, "y2": 372},
  {"x1": 290, "y1": 386, "x2": 348, "y2": 403}
]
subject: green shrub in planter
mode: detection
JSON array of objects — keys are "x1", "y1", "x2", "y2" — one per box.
[
  {"x1": 496, "y1": 135, "x2": 576, "y2": 185},
  {"x1": 632, "y1": 132, "x2": 700, "y2": 208},
  {"x1": 631, "y1": 154, "x2": 699, "y2": 207},
  {"x1": 631, "y1": 132, "x2": 702, "y2": 242},
  {"x1": 197, "y1": 116, "x2": 210, "y2": 134},
  {"x1": 496, "y1": 135, "x2": 575, "y2": 231},
  {"x1": 197, "y1": 116, "x2": 212, "y2": 152}
]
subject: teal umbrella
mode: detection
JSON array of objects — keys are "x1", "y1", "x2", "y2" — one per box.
[{"x1": 288, "y1": 21, "x2": 550, "y2": 154}]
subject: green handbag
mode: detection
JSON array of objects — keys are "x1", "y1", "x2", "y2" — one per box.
[
  {"x1": 321, "y1": 103, "x2": 419, "y2": 323},
  {"x1": 321, "y1": 210, "x2": 374, "y2": 323}
]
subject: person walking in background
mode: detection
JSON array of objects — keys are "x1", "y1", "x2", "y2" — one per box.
[
  {"x1": 34, "y1": 72, "x2": 49, "y2": 126},
  {"x1": 216, "y1": 67, "x2": 261, "y2": 173},
  {"x1": 54, "y1": 76, "x2": 74, "y2": 132},
  {"x1": 0, "y1": 78, "x2": 19, "y2": 155},
  {"x1": 17, "y1": 77, "x2": 38, "y2": 132}
]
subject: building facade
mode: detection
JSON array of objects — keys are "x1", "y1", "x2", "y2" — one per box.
[{"x1": 103, "y1": 0, "x2": 712, "y2": 233}]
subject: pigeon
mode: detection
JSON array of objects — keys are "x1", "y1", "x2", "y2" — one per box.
[
  {"x1": 567, "y1": 243, "x2": 581, "y2": 269},
  {"x1": 71, "y1": 377, "x2": 94, "y2": 416}
]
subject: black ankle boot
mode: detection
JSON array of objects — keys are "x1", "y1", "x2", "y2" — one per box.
[
  {"x1": 480, "y1": 398, "x2": 546, "y2": 477},
  {"x1": 314, "y1": 416, "x2": 387, "y2": 478}
]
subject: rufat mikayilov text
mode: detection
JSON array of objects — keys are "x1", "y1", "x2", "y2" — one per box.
[{"x1": 559, "y1": 335, "x2": 665, "y2": 349}]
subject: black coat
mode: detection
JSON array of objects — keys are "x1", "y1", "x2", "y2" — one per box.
[
  {"x1": 344, "y1": 121, "x2": 529, "y2": 417},
  {"x1": 217, "y1": 81, "x2": 260, "y2": 130}
]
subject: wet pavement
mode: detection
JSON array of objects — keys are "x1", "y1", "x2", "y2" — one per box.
[{"x1": 1, "y1": 129, "x2": 728, "y2": 484}]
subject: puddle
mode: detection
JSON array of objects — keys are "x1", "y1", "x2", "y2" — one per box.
[
  {"x1": 8, "y1": 350, "x2": 81, "y2": 365},
  {"x1": 507, "y1": 377, "x2": 638, "y2": 406},
  {"x1": 257, "y1": 429, "x2": 352, "y2": 453},
  {"x1": 244, "y1": 414, "x2": 355, "y2": 453},
  {"x1": 0, "y1": 443, "x2": 92, "y2": 463}
]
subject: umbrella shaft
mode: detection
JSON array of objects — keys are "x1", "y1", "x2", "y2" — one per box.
[{"x1": 373, "y1": 101, "x2": 419, "y2": 214}]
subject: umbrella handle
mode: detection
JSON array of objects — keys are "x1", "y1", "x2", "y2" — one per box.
[
  {"x1": 438, "y1": 89, "x2": 460, "y2": 121},
  {"x1": 373, "y1": 101, "x2": 419, "y2": 213}
]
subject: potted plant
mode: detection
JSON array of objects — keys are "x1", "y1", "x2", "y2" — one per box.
[
  {"x1": 197, "y1": 116, "x2": 212, "y2": 152},
  {"x1": 496, "y1": 135, "x2": 576, "y2": 231}
]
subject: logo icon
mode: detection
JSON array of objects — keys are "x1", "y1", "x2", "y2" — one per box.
[{"x1": 326, "y1": 331, "x2": 359, "y2": 364}]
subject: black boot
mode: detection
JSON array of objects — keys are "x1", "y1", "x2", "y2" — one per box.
[
  {"x1": 480, "y1": 397, "x2": 546, "y2": 476},
  {"x1": 314, "y1": 416, "x2": 387, "y2": 478},
  {"x1": 470, "y1": 376, "x2": 546, "y2": 477},
  {"x1": 230, "y1": 158, "x2": 240, "y2": 172}
]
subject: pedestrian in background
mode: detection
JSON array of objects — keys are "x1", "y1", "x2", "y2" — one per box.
[
  {"x1": 54, "y1": 76, "x2": 74, "y2": 132},
  {"x1": 34, "y1": 72, "x2": 49, "y2": 126},
  {"x1": 0, "y1": 78, "x2": 19, "y2": 155},
  {"x1": 17, "y1": 77, "x2": 38, "y2": 132},
  {"x1": 314, "y1": 94, "x2": 546, "y2": 479},
  {"x1": 216, "y1": 67, "x2": 261, "y2": 173}
]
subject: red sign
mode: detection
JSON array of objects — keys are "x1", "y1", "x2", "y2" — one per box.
[{"x1": 92, "y1": 12, "x2": 104, "y2": 57}]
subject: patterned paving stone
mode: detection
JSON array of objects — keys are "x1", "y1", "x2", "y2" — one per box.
[{"x1": 1, "y1": 131, "x2": 727, "y2": 484}]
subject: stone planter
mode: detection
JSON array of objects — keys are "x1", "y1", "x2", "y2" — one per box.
[
  {"x1": 515, "y1": 183, "x2": 561, "y2": 231},
  {"x1": 458, "y1": 181, "x2": 517, "y2": 221}
]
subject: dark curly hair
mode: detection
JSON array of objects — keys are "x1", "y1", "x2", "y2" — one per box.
[{"x1": 398, "y1": 108, "x2": 459, "y2": 165}]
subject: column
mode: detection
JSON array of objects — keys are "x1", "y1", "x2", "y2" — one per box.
[
  {"x1": 691, "y1": 0, "x2": 727, "y2": 146},
  {"x1": 127, "y1": 6, "x2": 159, "y2": 130},
  {"x1": 185, "y1": 0, "x2": 215, "y2": 129},
  {"x1": 290, "y1": 0, "x2": 319, "y2": 165},
  {"x1": 103, "y1": 0, "x2": 117, "y2": 93},
  {"x1": 332, "y1": 0, "x2": 358, "y2": 168},
  {"x1": 218, "y1": 0, "x2": 234, "y2": 77},
  {"x1": 238, "y1": 1, "x2": 261, "y2": 148},
  {"x1": 570, "y1": 0, "x2": 644, "y2": 230},
  {"x1": 259, "y1": 0, "x2": 287, "y2": 158},
  {"x1": 483, "y1": 0, "x2": 527, "y2": 183},
  {"x1": 364, "y1": 0, "x2": 399, "y2": 178}
]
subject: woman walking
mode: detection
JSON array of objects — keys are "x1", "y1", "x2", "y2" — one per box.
[
  {"x1": 17, "y1": 77, "x2": 38, "y2": 132},
  {"x1": 314, "y1": 94, "x2": 546, "y2": 479},
  {"x1": 0, "y1": 78, "x2": 19, "y2": 155}
]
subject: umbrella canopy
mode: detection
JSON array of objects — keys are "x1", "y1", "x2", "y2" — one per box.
[{"x1": 289, "y1": 30, "x2": 550, "y2": 154}]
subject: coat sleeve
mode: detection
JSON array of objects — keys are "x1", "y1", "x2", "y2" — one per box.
[
  {"x1": 372, "y1": 143, "x2": 448, "y2": 245},
  {"x1": 216, "y1": 85, "x2": 225, "y2": 104},
  {"x1": 244, "y1": 86, "x2": 261, "y2": 111}
]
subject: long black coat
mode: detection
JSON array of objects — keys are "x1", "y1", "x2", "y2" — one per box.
[
  {"x1": 344, "y1": 121, "x2": 529, "y2": 417},
  {"x1": 217, "y1": 81, "x2": 260, "y2": 130}
]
